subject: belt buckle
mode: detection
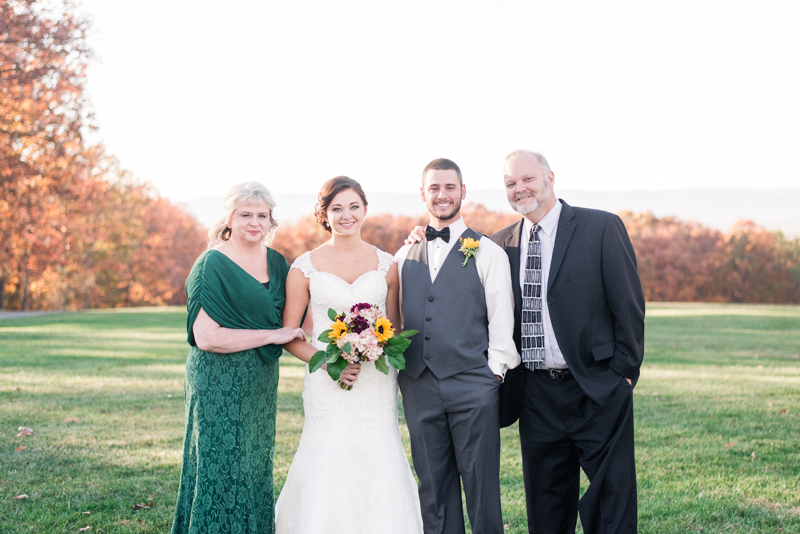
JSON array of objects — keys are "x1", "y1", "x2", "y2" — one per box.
[{"x1": 548, "y1": 368, "x2": 567, "y2": 380}]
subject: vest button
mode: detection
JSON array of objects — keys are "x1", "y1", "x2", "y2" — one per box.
[
  {"x1": 428, "y1": 296, "x2": 434, "y2": 302},
  {"x1": 424, "y1": 354, "x2": 430, "y2": 360},
  {"x1": 424, "y1": 336, "x2": 430, "y2": 340},
  {"x1": 426, "y1": 317, "x2": 432, "y2": 321}
]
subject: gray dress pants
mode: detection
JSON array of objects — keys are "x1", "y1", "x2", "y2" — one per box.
[{"x1": 399, "y1": 365, "x2": 503, "y2": 534}]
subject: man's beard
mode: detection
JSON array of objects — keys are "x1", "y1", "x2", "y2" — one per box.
[
  {"x1": 428, "y1": 198, "x2": 461, "y2": 221},
  {"x1": 511, "y1": 181, "x2": 551, "y2": 215}
]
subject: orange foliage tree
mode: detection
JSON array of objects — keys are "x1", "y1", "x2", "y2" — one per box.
[
  {"x1": 1, "y1": 1, "x2": 206, "y2": 310},
  {"x1": 620, "y1": 212, "x2": 728, "y2": 302},
  {"x1": 271, "y1": 203, "x2": 519, "y2": 265},
  {"x1": 273, "y1": 205, "x2": 800, "y2": 304},
  {"x1": 1, "y1": 0, "x2": 92, "y2": 309},
  {"x1": 722, "y1": 221, "x2": 800, "y2": 303}
]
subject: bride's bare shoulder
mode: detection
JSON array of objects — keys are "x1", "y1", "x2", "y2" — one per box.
[{"x1": 309, "y1": 242, "x2": 335, "y2": 262}]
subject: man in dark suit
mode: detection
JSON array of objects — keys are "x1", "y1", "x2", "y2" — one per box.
[{"x1": 492, "y1": 150, "x2": 645, "y2": 533}]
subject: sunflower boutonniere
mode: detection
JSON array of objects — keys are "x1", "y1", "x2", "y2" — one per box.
[{"x1": 458, "y1": 237, "x2": 480, "y2": 266}]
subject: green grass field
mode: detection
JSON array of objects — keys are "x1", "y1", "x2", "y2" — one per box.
[{"x1": 1, "y1": 304, "x2": 799, "y2": 533}]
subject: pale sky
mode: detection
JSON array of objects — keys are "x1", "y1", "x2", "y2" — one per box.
[{"x1": 77, "y1": 0, "x2": 800, "y2": 203}]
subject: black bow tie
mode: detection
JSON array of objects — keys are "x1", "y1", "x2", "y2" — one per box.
[{"x1": 425, "y1": 226, "x2": 450, "y2": 243}]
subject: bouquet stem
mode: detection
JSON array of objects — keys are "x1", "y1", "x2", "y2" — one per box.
[{"x1": 338, "y1": 380, "x2": 353, "y2": 391}]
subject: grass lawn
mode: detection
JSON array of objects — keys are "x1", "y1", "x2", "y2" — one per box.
[{"x1": 1, "y1": 303, "x2": 799, "y2": 533}]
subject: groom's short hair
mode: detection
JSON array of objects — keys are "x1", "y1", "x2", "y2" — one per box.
[{"x1": 422, "y1": 158, "x2": 462, "y2": 185}]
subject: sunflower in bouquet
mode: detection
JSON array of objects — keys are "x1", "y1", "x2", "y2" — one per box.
[{"x1": 309, "y1": 303, "x2": 419, "y2": 390}]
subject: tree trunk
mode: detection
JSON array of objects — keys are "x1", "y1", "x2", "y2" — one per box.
[
  {"x1": 21, "y1": 265, "x2": 31, "y2": 311},
  {"x1": 0, "y1": 271, "x2": 6, "y2": 310},
  {"x1": 83, "y1": 247, "x2": 93, "y2": 309}
]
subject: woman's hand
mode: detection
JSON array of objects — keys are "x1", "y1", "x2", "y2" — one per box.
[
  {"x1": 338, "y1": 362, "x2": 362, "y2": 386},
  {"x1": 267, "y1": 327, "x2": 306, "y2": 345}
]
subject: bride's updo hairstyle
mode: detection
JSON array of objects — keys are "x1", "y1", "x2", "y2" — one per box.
[
  {"x1": 207, "y1": 181, "x2": 279, "y2": 248},
  {"x1": 314, "y1": 176, "x2": 368, "y2": 233}
]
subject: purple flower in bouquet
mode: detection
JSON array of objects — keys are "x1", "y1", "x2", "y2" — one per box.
[
  {"x1": 309, "y1": 305, "x2": 419, "y2": 391},
  {"x1": 350, "y1": 315, "x2": 370, "y2": 334}
]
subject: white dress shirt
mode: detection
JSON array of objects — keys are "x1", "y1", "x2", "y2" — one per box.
[
  {"x1": 396, "y1": 217, "x2": 521, "y2": 379},
  {"x1": 520, "y1": 199, "x2": 567, "y2": 369}
]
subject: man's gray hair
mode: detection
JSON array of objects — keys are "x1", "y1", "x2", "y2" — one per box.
[{"x1": 505, "y1": 149, "x2": 551, "y2": 173}]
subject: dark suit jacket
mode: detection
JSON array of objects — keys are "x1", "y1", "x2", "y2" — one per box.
[{"x1": 491, "y1": 199, "x2": 645, "y2": 427}]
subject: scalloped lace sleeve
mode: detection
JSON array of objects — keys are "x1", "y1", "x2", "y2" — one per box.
[
  {"x1": 290, "y1": 251, "x2": 317, "y2": 278},
  {"x1": 375, "y1": 248, "x2": 396, "y2": 275}
]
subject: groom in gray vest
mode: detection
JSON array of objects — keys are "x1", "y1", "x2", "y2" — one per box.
[{"x1": 395, "y1": 158, "x2": 520, "y2": 534}]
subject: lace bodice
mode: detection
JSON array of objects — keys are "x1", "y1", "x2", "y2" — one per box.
[
  {"x1": 289, "y1": 246, "x2": 398, "y2": 421},
  {"x1": 291, "y1": 247, "x2": 395, "y2": 349}
]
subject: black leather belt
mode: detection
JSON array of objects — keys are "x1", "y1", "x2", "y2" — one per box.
[{"x1": 533, "y1": 368, "x2": 573, "y2": 380}]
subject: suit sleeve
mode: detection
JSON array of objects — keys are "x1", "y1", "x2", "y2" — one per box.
[{"x1": 601, "y1": 215, "x2": 646, "y2": 380}]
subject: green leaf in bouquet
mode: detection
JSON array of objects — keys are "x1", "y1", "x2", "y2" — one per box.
[
  {"x1": 309, "y1": 350, "x2": 326, "y2": 373},
  {"x1": 390, "y1": 337, "x2": 411, "y2": 351},
  {"x1": 374, "y1": 354, "x2": 390, "y2": 375},
  {"x1": 327, "y1": 357, "x2": 348, "y2": 381},
  {"x1": 388, "y1": 353, "x2": 406, "y2": 370},
  {"x1": 317, "y1": 329, "x2": 334, "y2": 343},
  {"x1": 385, "y1": 336, "x2": 402, "y2": 346},
  {"x1": 328, "y1": 308, "x2": 338, "y2": 322},
  {"x1": 399, "y1": 329, "x2": 419, "y2": 338},
  {"x1": 384, "y1": 345, "x2": 403, "y2": 356},
  {"x1": 325, "y1": 343, "x2": 341, "y2": 363},
  {"x1": 342, "y1": 342, "x2": 352, "y2": 355}
]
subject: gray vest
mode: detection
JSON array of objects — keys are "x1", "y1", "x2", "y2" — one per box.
[{"x1": 401, "y1": 228, "x2": 489, "y2": 380}]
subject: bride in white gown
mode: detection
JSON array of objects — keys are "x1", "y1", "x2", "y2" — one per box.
[{"x1": 276, "y1": 177, "x2": 423, "y2": 534}]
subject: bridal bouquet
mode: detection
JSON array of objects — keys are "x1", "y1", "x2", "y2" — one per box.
[{"x1": 309, "y1": 303, "x2": 418, "y2": 390}]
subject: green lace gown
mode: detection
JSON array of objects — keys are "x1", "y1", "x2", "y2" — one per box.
[{"x1": 172, "y1": 248, "x2": 289, "y2": 534}]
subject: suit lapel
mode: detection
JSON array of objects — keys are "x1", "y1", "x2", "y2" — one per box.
[
  {"x1": 507, "y1": 219, "x2": 524, "y2": 313},
  {"x1": 548, "y1": 200, "x2": 576, "y2": 292}
]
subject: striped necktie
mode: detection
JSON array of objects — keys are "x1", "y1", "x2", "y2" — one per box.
[{"x1": 521, "y1": 224, "x2": 545, "y2": 370}]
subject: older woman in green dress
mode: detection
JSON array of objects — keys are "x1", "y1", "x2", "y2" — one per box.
[{"x1": 172, "y1": 182, "x2": 305, "y2": 534}]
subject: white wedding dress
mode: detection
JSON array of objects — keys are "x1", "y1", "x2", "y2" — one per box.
[{"x1": 275, "y1": 248, "x2": 423, "y2": 534}]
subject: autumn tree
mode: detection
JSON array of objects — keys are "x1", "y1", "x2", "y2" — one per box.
[
  {"x1": 722, "y1": 222, "x2": 800, "y2": 303},
  {"x1": 1, "y1": 1, "x2": 207, "y2": 310},
  {"x1": 271, "y1": 202, "x2": 521, "y2": 265},
  {"x1": 621, "y1": 212, "x2": 728, "y2": 302},
  {"x1": 273, "y1": 206, "x2": 800, "y2": 304},
  {"x1": 1, "y1": 0, "x2": 92, "y2": 309}
]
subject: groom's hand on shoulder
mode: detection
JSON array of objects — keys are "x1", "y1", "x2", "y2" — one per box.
[{"x1": 404, "y1": 226, "x2": 426, "y2": 245}]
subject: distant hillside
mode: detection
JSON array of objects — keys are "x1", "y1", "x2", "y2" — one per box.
[{"x1": 180, "y1": 189, "x2": 800, "y2": 237}]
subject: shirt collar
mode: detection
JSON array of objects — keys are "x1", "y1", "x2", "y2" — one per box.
[{"x1": 522, "y1": 197, "x2": 561, "y2": 238}]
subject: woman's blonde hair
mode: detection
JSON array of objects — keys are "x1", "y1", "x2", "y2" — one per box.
[{"x1": 207, "y1": 181, "x2": 279, "y2": 248}]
